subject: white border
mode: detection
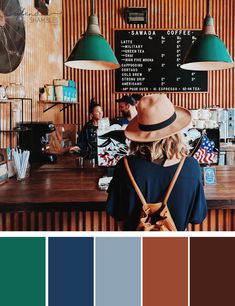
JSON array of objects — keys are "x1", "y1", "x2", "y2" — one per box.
[
  {"x1": 1, "y1": 231, "x2": 235, "y2": 237},
  {"x1": 1, "y1": 231, "x2": 235, "y2": 306},
  {"x1": 188, "y1": 237, "x2": 190, "y2": 306},
  {"x1": 94, "y1": 237, "x2": 96, "y2": 306},
  {"x1": 140, "y1": 236, "x2": 143, "y2": 306},
  {"x1": 46, "y1": 236, "x2": 48, "y2": 306}
]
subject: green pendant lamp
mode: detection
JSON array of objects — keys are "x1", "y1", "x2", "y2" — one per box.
[
  {"x1": 181, "y1": 0, "x2": 234, "y2": 71},
  {"x1": 65, "y1": 0, "x2": 120, "y2": 70}
]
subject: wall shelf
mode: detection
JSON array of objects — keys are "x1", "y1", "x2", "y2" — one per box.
[
  {"x1": 0, "y1": 98, "x2": 33, "y2": 103},
  {"x1": 0, "y1": 98, "x2": 33, "y2": 147},
  {"x1": 38, "y1": 100, "x2": 79, "y2": 113},
  {"x1": 0, "y1": 127, "x2": 31, "y2": 133},
  {"x1": 0, "y1": 130, "x2": 24, "y2": 133}
]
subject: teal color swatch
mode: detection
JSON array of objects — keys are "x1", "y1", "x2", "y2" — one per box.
[{"x1": 0, "y1": 237, "x2": 45, "y2": 306}]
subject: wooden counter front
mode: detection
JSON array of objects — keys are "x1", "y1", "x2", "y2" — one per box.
[{"x1": 0, "y1": 158, "x2": 235, "y2": 231}]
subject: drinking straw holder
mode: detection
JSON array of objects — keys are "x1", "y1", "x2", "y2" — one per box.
[{"x1": 12, "y1": 148, "x2": 30, "y2": 181}]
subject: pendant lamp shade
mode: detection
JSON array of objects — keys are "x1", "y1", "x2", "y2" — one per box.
[
  {"x1": 181, "y1": 1, "x2": 234, "y2": 71},
  {"x1": 65, "y1": 10, "x2": 120, "y2": 70}
]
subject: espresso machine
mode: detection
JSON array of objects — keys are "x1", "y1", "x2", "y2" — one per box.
[
  {"x1": 217, "y1": 109, "x2": 228, "y2": 140},
  {"x1": 18, "y1": 122, "x2": 57, "y2": 163},
  {"x1": 227, "y1": 109, "x2": 235, "y2": 140}
]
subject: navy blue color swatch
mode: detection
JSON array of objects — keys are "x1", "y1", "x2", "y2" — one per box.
[{"x1": 49, "y1": 237, "x2": 93, "y2": 306}]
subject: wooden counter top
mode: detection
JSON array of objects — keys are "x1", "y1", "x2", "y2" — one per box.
[
  {"x1": 204, "y1": 166, "x2": 235, "y2": 208},
  {"x1": 0, "y1": 156, "x2": 235, "y2": 209},
  {"x1": 0, "y1": 167, "x2": 107, "y2": 205}
]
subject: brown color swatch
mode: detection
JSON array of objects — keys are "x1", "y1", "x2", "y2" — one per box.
[
  {"x1": 191, "y1": 237, "x2": 235, "y2": 306},
  {"x1": 143, "y1": 237, "x2": 188, "y2": 306}
]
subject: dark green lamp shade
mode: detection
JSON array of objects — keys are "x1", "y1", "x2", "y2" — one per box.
[
  {"x1": 181, "y1": 34, "x2": 234, "y2": 71},
  {"x1": 65, "y1": 34, "x2": 120, "y2": 70}
]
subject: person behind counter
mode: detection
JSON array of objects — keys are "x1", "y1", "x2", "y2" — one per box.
[
  {"x1": 131, "y1": 93, "x2": 143, "y2": 104},
  {"x1": 114, "y1": 95, "x2": 138, "y2": 126},
  {"x1": 70, "y1": 98, "x2": 103, "y2": 162},
  {"x1": 106, "y1": 94, "x2": 207, "y2": 231}
]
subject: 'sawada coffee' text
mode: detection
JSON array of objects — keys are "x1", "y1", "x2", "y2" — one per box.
[{"x1": 130, "y1": 30, "x2": 191, "y2": 36}]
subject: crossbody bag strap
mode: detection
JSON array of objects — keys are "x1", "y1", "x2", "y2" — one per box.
[
  {"x1": 124, "y1": 157, "x2": 147, "y2": 206},
  {"x1": 163, "y1": 155, "x2": 186, "y2": 204}
]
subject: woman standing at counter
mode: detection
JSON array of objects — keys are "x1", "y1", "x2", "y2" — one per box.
[
  {"x1": 71, "y1": 98, "x2": 103, "y2": 162},
  {"x1": 106, "y1": 94, "x2": 207, "y2": 231}
]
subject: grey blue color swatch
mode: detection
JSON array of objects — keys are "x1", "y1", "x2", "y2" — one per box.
[{"x1": 96, "y1": 237, "x2": 141, "y2": 306}]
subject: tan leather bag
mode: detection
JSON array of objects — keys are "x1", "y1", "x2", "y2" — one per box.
[{"x1": 124, "y1": 156, "x2": 186, "y2": 231}]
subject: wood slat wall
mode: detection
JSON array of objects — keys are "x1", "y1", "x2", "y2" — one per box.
[
  {"x1": 0, "y1": 0, "x2": 63, "y2": 148},
  {"x1": 62, "y1": 0, "x2": 235, "y2": 131},
  {"x1": 0, "y1": 208, "x2": 234, "y2": 231}
]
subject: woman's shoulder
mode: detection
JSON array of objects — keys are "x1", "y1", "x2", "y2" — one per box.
[
  {"x1": 184, "y1": 156, "x2": 201, "y2": 167},
  {"x1": 183, "y1": 156, "x2": 202, "y2": 177},
  {"x1": 116, "y1": 155, "x2": 201, "y2": 171}
]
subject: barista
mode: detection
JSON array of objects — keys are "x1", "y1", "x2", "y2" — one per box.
[
  {"x1": 131, "y1": 93, "x2": 143, "y2": 104},
  {"x1": 70, "y1": 98, "x2": 103, "y2": 161}
]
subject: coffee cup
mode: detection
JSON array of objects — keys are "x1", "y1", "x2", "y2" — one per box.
[
  {"x1": 186, "y1": 120, "x2": 193, "y2": 129},
  {"x1": 194, "y1": 119, "x2": 205, "y2": 129},
  {"x1": 76, "y1": 156, "x2": 84, "y2": 168},
  {"x1": 190, "y1": 109, "x2": 199, "y2": 120},
  {"x1": 89, "y1": 158, "x2": 96, "y2": 168},
  {"x1": 198, "y1": 109, "x2": 211, "y2": 120},
  {"x1": 210, "y1": 110, "x2": 218, "y2": 121},
  {"x1": 206, "y1": 119, "x2": 218, "y2": 129}
]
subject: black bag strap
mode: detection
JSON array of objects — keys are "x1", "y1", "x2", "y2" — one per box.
[{"x1": 124, "y1": 156, "x2": 186, "y2": 207}]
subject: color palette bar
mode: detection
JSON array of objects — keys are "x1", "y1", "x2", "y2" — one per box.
[
  {"x1": 0, "y1": 237, "x2": 45, "y2": 306},
  {"x1": 0, "y1": 237, "x2": 233, "y2": 306}
]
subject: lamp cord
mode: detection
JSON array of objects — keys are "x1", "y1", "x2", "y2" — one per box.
[
  {"x1": 207, "y1": 0, "x2": 210, "y2": 15},
  {"x1": 91, "y1": 0, "x2": 95, "y2": 14}
]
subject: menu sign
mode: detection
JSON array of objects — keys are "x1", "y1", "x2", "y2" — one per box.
[{"x1": 115, "y1": 29, "x2": 208, "y2": 93}]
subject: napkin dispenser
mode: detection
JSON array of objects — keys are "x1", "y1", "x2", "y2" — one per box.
[{"x1": 0, "y1": 149, "x2": 8, "y2": 184}]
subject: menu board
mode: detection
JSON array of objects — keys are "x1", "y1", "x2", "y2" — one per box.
[{"x1": 115, "y1": 29, "x2": 208, "y2": 93}]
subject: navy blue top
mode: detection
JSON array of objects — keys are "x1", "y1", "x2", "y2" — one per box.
[
  {"x1": 112, "y1": 117, "x2": 129, "y2": 126},
  {"x1": 106, "y1": 156, "x2": 207, "y2": 231}
]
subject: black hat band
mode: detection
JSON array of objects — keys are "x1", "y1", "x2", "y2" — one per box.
[{"x1": 138, "y1": 112, "x2": 176, "y2": 131}]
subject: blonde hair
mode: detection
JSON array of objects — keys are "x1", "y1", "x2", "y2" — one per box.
[{"x1": 129, "y1": 133, "x2": 188, "y2": 161}]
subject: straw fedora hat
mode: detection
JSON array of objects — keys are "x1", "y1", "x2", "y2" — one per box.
[{"x1": 125, "y1": 94, "x2": 192, "y2": 142}]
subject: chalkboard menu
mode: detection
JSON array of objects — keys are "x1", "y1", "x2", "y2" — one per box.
[{"x1": 115, "y1": 29, "x2": 208, "y2": 93}]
